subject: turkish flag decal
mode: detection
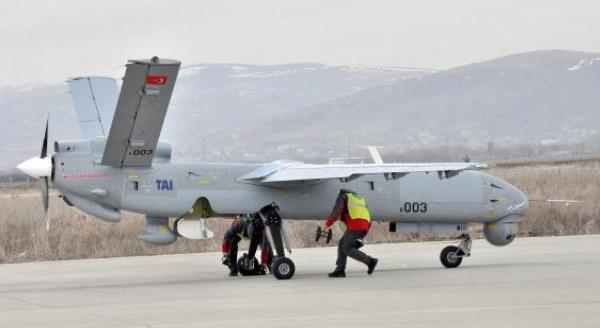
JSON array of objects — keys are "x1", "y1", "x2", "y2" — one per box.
[{"x1": 146, "y1": 75, "x2": 167, "y2": 85}]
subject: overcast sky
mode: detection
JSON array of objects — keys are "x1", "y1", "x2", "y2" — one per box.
[{"x1": 1, "y1": 0, "x2": 599, "y2": 87}]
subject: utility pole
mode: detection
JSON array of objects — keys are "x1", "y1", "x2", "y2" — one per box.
[
  {"x1": 347, "y1": 135, "x2": 352, "y2": 159},
  {"x1": 201, "y1": 136, "x2": 206, "y2": 161},
  {"x1": 523, "y1": 120, "x2": 530, "y2": 158},
  {"x1": 196, "y1": 135, "x2": 206, "y2": 161}
]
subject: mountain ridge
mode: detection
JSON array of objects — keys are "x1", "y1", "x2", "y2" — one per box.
[{"x1": 2, "y1": 49, "x2": 599, "y2": 171}]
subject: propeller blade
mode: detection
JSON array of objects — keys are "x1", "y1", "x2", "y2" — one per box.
[
  {"x1": 40, "y1": 177, "x2": 50, "y2": 230},
  {"x1": 41, "y1": 116, "x2": 49, "y2": 158},
  {"x1": 45, "y1": 211, "x2": 50, "y2": 231}
]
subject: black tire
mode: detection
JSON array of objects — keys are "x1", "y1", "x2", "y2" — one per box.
[
  {"x1": 315, "y1": 226, "x2": 322, "y2": 242},
  {"x1": 272, "y1": 257, "x2": 295, "y2": 280},
  {"x1": 440, "y1": 246, "x2": 463, "y2": 268},
  {"x1": 237, "y1": 254, "x2": 260, "y2": 276}
]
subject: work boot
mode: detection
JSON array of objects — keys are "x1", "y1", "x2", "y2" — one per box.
[
  {"x1": 328, "y1": 270, "x2": 346, "y2": 278},
  {"x1": 229, "y1": 271, "x2": 239, "y2": 277},
  {"x1": 367, "y1": 257, "x2": 378, "y2": 275}
]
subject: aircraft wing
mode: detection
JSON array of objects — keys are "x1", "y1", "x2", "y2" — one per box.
[
  {"x1": 238, "y1": 161, "x2": 492, "y2": 184},
  {"x1": 101, "y1": 57, "x2": 180, "y2": 167},
  {"x1": 67, "y1": 77, "x2": 118, "y2": 138}
]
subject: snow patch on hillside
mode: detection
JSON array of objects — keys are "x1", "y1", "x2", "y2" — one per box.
[
  {"x1": 568, "y1": 57, "x2": 600, "y2": 71},
  {"x1": 228, "y1": 66, "x2": 320, "y2": 78}
]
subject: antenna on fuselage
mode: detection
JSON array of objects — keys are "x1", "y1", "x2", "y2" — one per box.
[{"x1": 366, "y1": 146, "x2": 384, "y2": 164}]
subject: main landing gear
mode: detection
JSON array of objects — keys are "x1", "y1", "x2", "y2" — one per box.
[
  {"x1": 440, "y1": 234, "x2": 472, "y2": 268},
  {"x1": 258, "y1": 204, "x2": 295, "y2": 280}
]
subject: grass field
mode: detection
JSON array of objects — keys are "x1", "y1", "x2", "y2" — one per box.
[{"x1": 1, "y1": 161, "x2": 598, "y2": 263}]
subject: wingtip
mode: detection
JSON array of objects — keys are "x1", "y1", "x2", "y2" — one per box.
[{"x1": 475, "y1": 163, "x2": 495, "y2": 169}]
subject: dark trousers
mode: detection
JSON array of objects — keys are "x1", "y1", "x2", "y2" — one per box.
[
  {"x1": 335, "y1": 230, "x2": 370, "y2": 271},
  {"x1": 248, "y1": 232, "x2": 274, "y2": 268},
  {"x1": 228, "y1": 237, "x2": 241, "y2": 273}
]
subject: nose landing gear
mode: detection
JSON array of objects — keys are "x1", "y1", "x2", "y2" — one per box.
[{"x1": 440, "y1": 234, "x2": 471, "y2": 268}]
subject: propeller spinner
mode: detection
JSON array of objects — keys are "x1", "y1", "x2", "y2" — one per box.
[{"x1": 16, "y1": 117, "x2": 52, "y2": 230}]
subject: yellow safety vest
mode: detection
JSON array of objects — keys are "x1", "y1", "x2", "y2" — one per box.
[{"x1": 346, "y1": 193, "x2": 371, "y2": 222}]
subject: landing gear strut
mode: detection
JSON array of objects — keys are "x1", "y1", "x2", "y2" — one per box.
[
  {"x1": 258, "y1": 204, "x2": 295, "y2": 280},
  {"x1": 440, "y1": 234, "x2": 471, "y2": 268}
]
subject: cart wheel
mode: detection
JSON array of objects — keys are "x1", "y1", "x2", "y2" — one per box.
[{"x1": 315, "y1": 226, "x2": 323, "y2": 242}]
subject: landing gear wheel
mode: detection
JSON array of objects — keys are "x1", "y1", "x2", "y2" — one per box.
[
  {"x1": 237, "y1": 254, "x2": 261, "y2": 276},
  {"x1": 272, "y1": 257, "x2": 295, "y2": 280},
  {"x1": 440, "y1": 246, "x2": 463, "y2": 268}
]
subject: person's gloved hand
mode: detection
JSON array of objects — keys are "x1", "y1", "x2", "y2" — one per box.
[{"x1": 222, "y1": 254, "x2": 231, "y2": 266}]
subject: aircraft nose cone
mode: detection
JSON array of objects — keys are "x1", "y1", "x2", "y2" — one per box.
[
  {"x1": 507, "y1": 185, "x2": 529, "y2": 218},
  {"x1": 17, "y1": 156, "x2": 51, "y2": 179}
]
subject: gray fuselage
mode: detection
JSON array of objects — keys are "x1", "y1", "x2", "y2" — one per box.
[{"x1": 52, "y1": 143, "x2": 528, "y2": 225}]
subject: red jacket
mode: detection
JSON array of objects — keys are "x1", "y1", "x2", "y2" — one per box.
[{"x1": 324, "y1": 194, "x2": 370, "y2": 234}]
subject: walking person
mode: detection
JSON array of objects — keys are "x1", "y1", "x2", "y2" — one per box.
[{"x1": 323, "y1": 189, "x2": 378, "y2": 278}]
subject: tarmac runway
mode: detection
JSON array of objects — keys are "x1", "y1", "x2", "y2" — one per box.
[{"x1": 1, "y1": 235, "x2": 599, "y2": 327}]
